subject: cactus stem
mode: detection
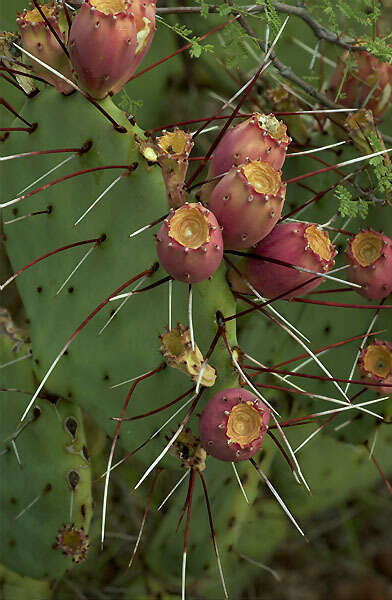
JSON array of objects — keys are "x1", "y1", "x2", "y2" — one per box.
[
  {"x1": 101, "y1": 363, "x2": 165, "y2": 549},
  {"x1": 31, "y1": 0, "x2": 70, "y2": 58},
  {"x1": 128, "y1": 468, "x2": 161, "y2": 569},
  {"x1": 14, "y1": 483, "x2": 52, "y2": 520},
  {"x1": 249, "y1": 457, "x2": 307, "y2": 538},
  {"x1": 0, "y1": 237, "x2": 102, "y2": 291},
  {"x1": 199, "y1": 470, "x2": 229, "y2": 599},
  {"x1": 0, "y1": 96, "x2": 35, "y2": 127},
  {"x1": 1, "y1": 164, "x2": 133, "y2": 209},
  {"x1": 20, "y1": 265, "x2": 157, "y2": 422},
  {"x1": 157, "y1": 469, "x2": 190, "y2": 511},
  {"x1": 231, "y1": 461, "x2": 249, "y2": 503},
  {"x1": 73, "y1": 171, "x2": 128, "y2": 226},
  {"x1": 128, "y1": 213, "x2": 168, "y2": 238}
]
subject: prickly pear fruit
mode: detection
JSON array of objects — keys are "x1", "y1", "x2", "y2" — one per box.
[
  {"x1": 228, "y1": 222, "x2": 336, "y2": 299},
  {"x1": 139, "y1": 129, "x2": 193, "y2": 208},
  {"x1": 328, "y1": 48, "x2": 392, "y2": 121},
  {"x1": 111, "y1": 0, "x2": 156, "y2": 94},
  {"x1": 358, "y1": 339, "x2": 392, "y2": 396},
  {"x1": 69, "y1": 0, "x2": 137, "y2": 99},
  {"x1": 160, "y1": 323, "x2": 216, "y2": 386},
  {"x1": 345, "y1": 230, "x2": 392, "y2": 300},
  {"x1": 17, "y1": 2, "x2": 74, "y2": 94},
  {"x1": 209, "y1": 113, "x2": 290, "y2": 178},
  {"x1": 156, "y1": 203, "x2": 223, "y2": 283},
  {"x1": 208, "y1": 160, "x2": 286, "y2": 249},
  {"x1": 199, "y1": 388, "x2": 270, "y2": 462}
]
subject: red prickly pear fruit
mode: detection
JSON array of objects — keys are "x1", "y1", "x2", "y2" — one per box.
[
  {"x1": 328, "y1": 48, "x2": 392, "y2": 122},
  {"x1": 111, "y1": 0, "x2": 156, "y2": 94},
  {"x1": 156, "y1": 203, "x2": 223, "y2": 283},
  {"x1": 228, "y1": 222, "x2": 336, "y2": 299},
  {"x1": 17, "y1": 2, "x2": 74, "y2": 94},
  {"x1": 139, "y1": 129, "x2": 193, "y2": 209},
  {"x1": 69, "y1": 0, "x2": 137, "y2": 99},
  {"x1": 208, "y1": 160, "x2": 286, "y2": 250},
  {"x1": 358, "y1": 340, "x2": 392, "y2": 396},
  {"x1": 345, "y1": 230, "x2": 392, "y2": 300},
  {"x1": 201, "y1": 113, "x2": 290, "y2": 204},
  {"x1": 199, "y1": 388, "x2": 270, "y2": 462}
]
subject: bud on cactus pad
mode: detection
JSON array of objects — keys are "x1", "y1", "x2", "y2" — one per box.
[
  {"x1": 199, "y1": 388, "x2": 270, "y2": 462},
  {"x1": 169, "y1": 428, "x2": 207, "y2": 471},
  {"x1": 328, "y1": 48, "x2": 392, "y2": 121},
  {"x1": 208, "y1": 160, "x2": 286, "y2": 249},
  {"x1": 227, "y1": 222, "x2": 336, "y2": 299},
  {"x1": 69, "y1": 0, "x2": 137, "y2": 99},
  {"x1": 17, "y1": 3, "x2": 74, "y2": 94},
  {"x1": 358, "y1": 340, "x2": 392, "y2": 396},
  {"x1": 140, "y1": 129, "x2": 193, "y2": 209},
  {"x1": 55, "y1": 525, "x2": 90, "y2": 563},
  {"x1": 346, "y1": 230, "x2": 392, "y2": 300},
  {"x1": 160, "y1": 323, "x2": 216, "y2": 387},
  {"x1": 156, "y1": 203, "x2": 223, "y2": 283},
  {"x1": 209, "y1": 113, "x2": 291, "y2": 178}
]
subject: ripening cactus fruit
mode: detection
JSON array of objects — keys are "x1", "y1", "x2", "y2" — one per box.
[
  {"x1": 156, "y1": 203, "x2": 224, "y2": 282},
  {"x1": 228, "y1": 221, "x2": 336, "y2": 299},
  {"x1": 199, "y1": 388, "x2": 270, "y2": 462},
  {"x1": 346, "y1": 230, "x2": 392, "y2": 300},
  {"x1": 358, "y1": 339, "x2": 392, "y2": 395},
  {"x1": 208, "y1": 160, "x2": 286, "y2": 249}
]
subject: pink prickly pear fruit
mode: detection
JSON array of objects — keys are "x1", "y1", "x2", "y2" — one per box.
[
  {"x1": 358, "y1": 340, "x2": 392, "y2": 396},
  {"x1": 111, "y1": 0, "x2": 156, "y2": 94},
  {"x1": 228, "y1": 222, "x2": 336, "y2": 299},
  {"x1": 199, "y1": 388, "x2": 270, "y2": 462},
  {"x1": 139, "y1": 129, "x2": 193, "y2": 209},
  {"x1": 17, "y1": 2, "x2": 74, "y2": 94},
  {"x1": 200, "y1": 113, "x2": 290, "y2": 205},
  {"x1": 328, "y1": 48, "x2": 392, "y2": 122},
  {"x1": 69, "y1": 0, "x2": 137, "y2": 99},
  {"x1": 156, "y1": 203, "x2": 223, "y2": 283},
  {"x1": 208, "y1": 160, "x2": 286, "y2": 250},
  {"x1": 345, "y1": 230, "x2": 392, "y2": 300}
]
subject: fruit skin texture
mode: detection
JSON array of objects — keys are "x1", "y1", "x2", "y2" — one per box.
[
  {"x1": 345, "y1": 229, "x2": 392, "y2": 300},
  {"x1": 199, "y1": 388, "x2": 270, "y2": 462},
  {"x1": 328, "y1": 49, "x2": 392, "y2": 121},
  {"x1": 228, "y1": 222, "x2": 336, "y2": 299},
  {"x1": 156, "y1": 203, "x2": 224, "y2": 283},
  {"x1": 69, "y1": 1, "x2": 137, "y2": 99},
  {"x1": 208, "y1": 161, "x2": 286, "y2": 250},
  {"x1": 17, "y1": 3, "x2": 74, "y2": 94},
  {"x1": 111, "y1": 0, "x2": 156, "y2": 94},
  {"x1": 358, "y1": 339, "x2": 392, "y2": 396}
]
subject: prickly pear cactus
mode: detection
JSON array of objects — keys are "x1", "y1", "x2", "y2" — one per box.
[{"x1": 1, "y1": 0, "x2": 392, "y2": 598}]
